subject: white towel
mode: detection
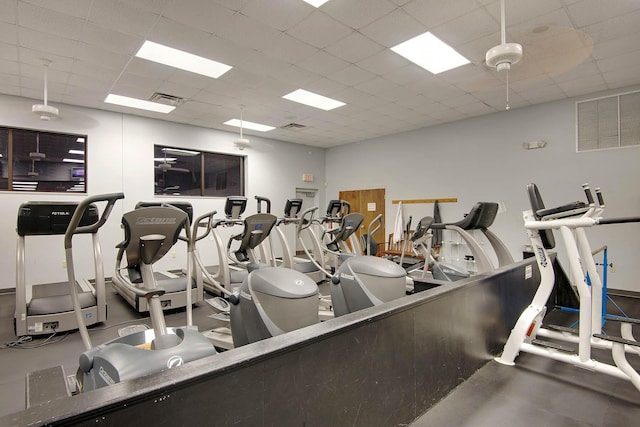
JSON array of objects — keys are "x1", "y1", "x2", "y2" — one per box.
[{"x1": 393, "y1": 201, "x2": 404, "y2": 243}]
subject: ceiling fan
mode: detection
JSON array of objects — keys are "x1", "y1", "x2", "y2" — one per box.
[
  {"x1": 233, "y1": 106, "x2": 250, "y2": 150},
  {"x1": 32, "y1": 59, "x2": 60, "y2": 121},
  {"x1": 485, "y1": 0, "x2": 523, "y2": 110},
  {"x1": 155, "y1": 150, "x2": 190, "y2": 173}
]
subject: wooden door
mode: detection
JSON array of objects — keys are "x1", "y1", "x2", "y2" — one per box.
[{"x1": 338, "y1": 188, "x2": 385, "y2": 255}]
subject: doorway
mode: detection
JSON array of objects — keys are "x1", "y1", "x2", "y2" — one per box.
[
  {"x1": 338, "y1": 188, "x2": 385, "y2": 255},
  {"x1": 295, "y1": 187, "x2": 319, "y2": 254}
]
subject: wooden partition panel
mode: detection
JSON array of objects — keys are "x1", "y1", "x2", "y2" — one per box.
[{"x1": 3, "y1": 258, "x2": 540, "y2": 426}]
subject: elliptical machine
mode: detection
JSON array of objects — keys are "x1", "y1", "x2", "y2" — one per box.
[
  {"x1": 201, "y1": 209, "x2": 321, "y2": 349},
  {"x1": 66, "y1": 197, "x2": 216, "y2": 392},
  {"x1": 298, "y1": 207, "x2": 407, "y2": 317}
]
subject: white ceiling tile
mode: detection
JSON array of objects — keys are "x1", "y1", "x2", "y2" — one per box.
[
  {"x1": 125, "y1": 57, "x2": 175, "y2": 80},
  {"x1": 356, "y1": 49, "x2": 407, "y2": 76},
  {"x1": 324, "y1": 31, "x2": 385, "y2": 64},
  {"x1": 217, "y1": 67, "x2": 266, "y2": 89},
  {"x1": 17, "y1": 1, "x2": 86, "y2": 40},
  {"x1": 454, "y1": 101, "x2": 496, "y2": 116},
  {"x1": 259, "y1": 33, "x2": 318, "y2": 65},
  {"x1": 404, "y1": 0, "x2": 479, "y2": 28},
  {"x1": 74, "y1": 42, "x2": 130, "y2": 71},
  {"x1": 556, "y1": 73, "x2": 606, "y2": 92},
  {"x1": 80, "y1": 22, "x2": 143, "y2": 56},
  {"x1": 0, "y1": 22, "x2": 17, "y2": 45},
  {"x1": 0, "y1": 58, "x2": 18, "y2": 75},
  {"x1": 88, "y1": 0, "x2": 161, "y2": 38},
  {"x1": 18, "y1": 27, "x2": 78, "y2": 59},
  {"x1": 322, "y1": 0, "x2": 396, "y2": 29},
  {"x1": 381, "y1": 64, "x2": 440, "y2": 88},
  {"x1": 567, "y1": 0, "x2": 640, "y2": 28},
  {"x1": 359, "y1": 8, "x2": 425, "y2": 48},
  {"x1": 440, "y1": 93, "x2": 479, "y2": 108},
  {"x1": 581, "y1": 10, "x2": 640, "y2": 44},
  {"x1": 23, "y1": 0, "x2": 108, "y2": 18},
  {"x1": 328, "y1": 65, "x2": 376, "y2": 87},
  {"x1": 286, "y1": 11, "x2": 353, "y2": 49},
  {"x1": 210, "y1": 0, "x2": 251, "y2": 12},
  {"x1": 354, "y1": 76, "x2": 399, "y2": 96},
  {"x1": 551, "y1": 60, "x2": 600, "y2": 83},
  {"x1": 304, "y1": 77, "x2": 350, "y2": 99},
  {"x1": 484, "y1": 0, "x2": 564, "y2": 27},
  {"x1": 297, "y1": 50, "x2": 350, "y2": 75},
  {"x1": 240, "y1": 0, "x2": 314, "y2": 31},
  {"x1": 115, "y1": 72, "x2": 164, "y2": 93},
  {"x1": 156, "y1": 81, "x2": 203, "y2": 100},
  {"x1": 592, "y1": 33, "x2": 640, "y2": 61},
  {"x1": 162, "y1": 1, "x2": 236, "y2": 35},
  {"x1": 212, "y1": 13, "x2": 283, "y2": 53},
  {"x1": 0, "y1": 41, "x2": 17, "y2": 61},
  {"x1": 562, "y1": 81, "x2": 607, "y2": 97},
  {"x1": 191, "y1": 89, "x2": 236, "y2": 107},
  {"x1": 0, "y1": 83, "x2": 21, "y2": 96},
  {"x1": 0, "y1": 0, "x2": 17, "y2": 24},
  {"x1": 236, "y1": 50, "x2": 291, "y2": 79},
  {"x1": 433, "y1": 7, "x2": 499, "y2": 46},
  {"x1": 275, "y1": 65, "x2": 322, "y2": 88},
  {"x1": 67, "y1": 72, "x2": 114, "y2": 91},
  {"x1": 601, "y1": 67, "x2": 640, "y2": 89},
  {"x1": 595, "y1": 49, "x2": 640, "y2": 74}
]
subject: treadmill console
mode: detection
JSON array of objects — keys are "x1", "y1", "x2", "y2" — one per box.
[{"x1": 17, "y1": 202, "x2": 99, "y2": 236}]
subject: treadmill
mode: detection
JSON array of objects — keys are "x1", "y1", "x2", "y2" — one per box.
[{"x1": 15, "y1": 195, "x2": 123, "y2": 336}]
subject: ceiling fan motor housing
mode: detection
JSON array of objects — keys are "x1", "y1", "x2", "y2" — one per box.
[
  {"x1": 486, "y1": 42, "x2": 523, "y2": 72},
  {"x1": 31, "y1": 103, "x2": 59, "y2": 121}
]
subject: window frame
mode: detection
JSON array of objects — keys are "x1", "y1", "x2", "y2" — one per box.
[
  {"x1": 0, "y1": 126, "x2": 88, "y2": 194},
  {"x1": 154, "y1": 144, "x2": 245, "y2": 198}
]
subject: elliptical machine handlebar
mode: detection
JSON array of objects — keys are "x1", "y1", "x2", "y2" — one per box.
[
  {"x1": 255, "y1": 195, "x2": 271, "y2": 214},
  {"x1": 64, "y1": 192, "x2": 124, "y2": 352},
  {"x1": 192, "y1": 210, "x2": 218, "y2": 243},
  {"x1": 64, "y1": 192, "x2": 125, "y2": 249},
  {"x1": 299, "y1": 206, "x2": 319, "y2": 234}
]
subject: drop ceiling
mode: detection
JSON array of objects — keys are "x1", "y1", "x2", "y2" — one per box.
[{"x1": 1, "y1": 0, "x2": 639, "y2": 148}]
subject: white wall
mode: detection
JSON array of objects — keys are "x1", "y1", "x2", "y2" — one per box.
[
  {"x1": 326, "y1": 85, "x2": 640, "y2": 292},
  {"x1": 0, "y1": 94, "x2": 325, "y2": 289}
]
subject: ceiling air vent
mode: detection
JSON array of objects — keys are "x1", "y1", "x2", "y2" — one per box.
[
  {"x1": 148, "y1": 92, "x2": 185, "y2": 107},
  {"x1": 281, "y1": 123, "x2": 306, "y2": 130}
]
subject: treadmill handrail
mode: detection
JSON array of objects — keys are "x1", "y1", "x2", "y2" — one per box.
[{"x1": 64, "y1": 192, "x2": 124, "y2": 249}]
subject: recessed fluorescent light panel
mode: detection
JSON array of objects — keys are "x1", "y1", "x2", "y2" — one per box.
[
  {"x1": 224, "y1": 119, "x2": 275, "y2": 132},
  {"x1": 303, "y1": 0, "x2": 330, "y2": 7},
  {"x1": 105, "y1": 94, "x2": 175, "y2": 113},
  {"x1": 68, "y1": 149, "x2": 84, "y2": 155},
  {"x1": 391, "y1": 32, "x2": 470, "y2": 74},
  {"x1": 136, "y1": 40, "x2": 232, "y2": 79},
  {"x1": 63, "y1": 158, "x2": 84, "y2": 164},
  {"x1": 282, "y1": 89, "x2": 345, "y2": 111}
]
